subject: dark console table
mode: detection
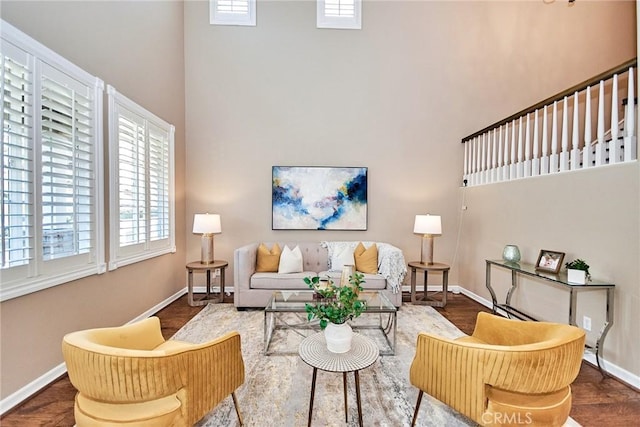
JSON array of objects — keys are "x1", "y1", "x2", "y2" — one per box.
[{"x1": 485, "y1": 259, "x2": 615, "y2": 376}]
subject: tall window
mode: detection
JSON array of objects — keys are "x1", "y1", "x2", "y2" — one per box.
[
  {"x1": 107, "y1": 86, "x2": 175, "y2": 270},
  {"x1": 317, "y1": 0, "x2": 362, "y2": 29},
  {"x1": 1, "y1": 21, "x2": 105, "y2": 301}
]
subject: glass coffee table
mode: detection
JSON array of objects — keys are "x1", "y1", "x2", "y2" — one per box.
[{"x1": 264, "y1": 290, "x2": 397, "y2": 356}]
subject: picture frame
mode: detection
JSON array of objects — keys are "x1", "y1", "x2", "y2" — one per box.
[
  {"x1": 535, "y1": 250, "x2": 565, "y2": 274},
  {"x1": 272, "y1": 166, "x2": 368, "y2": 230}
]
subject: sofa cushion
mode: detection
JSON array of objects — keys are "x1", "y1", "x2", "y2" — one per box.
[
  {"x1": 278, "y1": 245, "x2": 304, "y2": 274},
  {"x1": 256, "y1": 243, "x2": 281, "y2": 272},
  {"x1": 251, "y1": 272, "x2": 315, "y2": 290},
  {"x1": 354, "y1": 242, "x2": 378, "y2": 274},
  {"x1": 329, "y1": 245, "x2": 355, "y2": 272}
]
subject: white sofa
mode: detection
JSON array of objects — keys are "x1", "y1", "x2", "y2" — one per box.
[{"x1": 233, "y1": 241, "x2": 406, "y2": 308}]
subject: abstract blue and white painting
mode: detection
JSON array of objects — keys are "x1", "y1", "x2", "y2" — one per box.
[{"x1": 272, "y1": 166, "x2": 368, "y2": 230}]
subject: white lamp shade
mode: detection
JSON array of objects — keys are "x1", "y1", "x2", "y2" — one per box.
[
  {"x1": 193, "y1": 213, "x2": 222, "y2": 234},
  {"x1": 414, "y1": 214, "x2": 442, "y2": 235}
]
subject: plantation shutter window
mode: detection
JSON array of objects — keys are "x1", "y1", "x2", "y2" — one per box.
[
  {"x1": 108, "y1": 85, "x2": 175, "y2": 271},
  {"x1": 1, "y1": 42, "x2": 33, "y2": 270},
  {"x1": 148, "y1": 124, "x2": 170, "y2": 242},
  {"x1": 40, "y1": 65, "x2": 95, "y2": 261},
  {"x1": 1, "y1": 21, "x2": 105, "y2": 302},
  {"x1": 210, "y1": 0, "x2": 256, "y2": 26},
  {"x1": 317, "y1": 0, "x2": 362, "y2": 29}
]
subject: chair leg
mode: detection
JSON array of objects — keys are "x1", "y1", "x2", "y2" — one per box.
[
  {"x1": 411, "y1": 390, "x2": 423, "y2": 427},
  {"x1": 231, "y1": 391, "x2": 243, "y2": 426}
]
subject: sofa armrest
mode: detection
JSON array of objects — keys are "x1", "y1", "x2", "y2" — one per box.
[
  {"x1": 376, "y1": 242, "x2": 407, "y2": 293},
  {"x1": 234, "y1": 243, "x2": 259, "y2": 293}
]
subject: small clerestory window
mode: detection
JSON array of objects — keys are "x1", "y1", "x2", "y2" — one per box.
[
  {"x1": 210, "y1": 0, "x2": 257, "y2": 26},
  {"x1": 317, "y1": 0, "x2": 362, "y2": 30}
]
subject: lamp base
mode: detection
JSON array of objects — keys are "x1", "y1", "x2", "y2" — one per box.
[
  {"x1": 200, "y1": 234, "x2": 215, "y2": 264},
  {"x1": 420, "y1": 235, "x2": 435, "y2": 265}
]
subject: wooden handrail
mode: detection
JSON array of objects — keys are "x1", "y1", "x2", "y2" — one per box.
[{"x1": 461, "y1": 57, "x2": 637, "y2": 143}]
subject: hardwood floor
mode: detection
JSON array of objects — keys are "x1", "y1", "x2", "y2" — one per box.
[{"x1": 2, "y1": 292, "x2": 638, "y2": 426}]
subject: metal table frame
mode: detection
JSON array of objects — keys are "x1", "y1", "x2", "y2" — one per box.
[
  {"x1": 264, "y1": 290, "x2": 397, "y2": 356},
  {"x1": 485, "y1": 259, "x2": 615, "y2": 376}
]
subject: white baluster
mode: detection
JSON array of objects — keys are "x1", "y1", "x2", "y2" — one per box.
[
  {"x1": 503, "y1": 121, "x2": 510, "y2": 181},
  {"x1": 491, "y1": 129, "x2": 498, "y2": 183},
  {"x1": 584, "y1": 85, "x2": 593, "y2": 168},
  {"x1": 476, "y1": 135, "x2": 482, "y2": 185},
  {"x1": 550, "y1": 101, "x2": 559, "y2": 173},
  {"x1": 481, "y1": 133, "x2": 487, "y2": 184},
  {"x1": 560, "y1": 96, "x2": 570, "y2": 171},
  {"x1": 595, "y1": 80, "x2": 606, "y2": 166},
  {"x1": 497, "y1": 125, "x2": 504, "y2": 182},
  {"x1": 532, "y1": 109, "x2": 540, "y2": 177},
  {"x1": 541, "y1": 105, "x2": 550, "y2": 175},
  {"x1": 463, "y1": 140, "x2": 469, "y2": 185},
  {"x1": 485, "y1": 132, "x2": 491, "y2": 183},
  {"x1": 524, "y1": 113, "x2": 531, "y2": 177},
  {"x1": 516, "y1": 116, "x2": 524, "y2": 178},
  {"x1": 624, "y1": 67, "x2": 637, "y2": 162},
  {"x1": 471, "y1": 137, "x2": 477, "y2": 186},
  {"x1": 610, "y1": 74, "x2": 620, "y2": 163},
  {"x1": 510, "y1": 120, "x2": 517, "y2": 179},
  {"x1": 571, "y1": 91, "x2": 580, "y2": 170}
]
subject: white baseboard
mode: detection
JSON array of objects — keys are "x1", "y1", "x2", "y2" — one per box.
[
  {"x1": 0, "y1": 288, "x2": 188, "y2": 416},
  {"x1": 192, "y1": 285, "x2": 235, "y2": 295},
  {"x1": 0, "y1": 362, "x2": 68, "y2": 416}
]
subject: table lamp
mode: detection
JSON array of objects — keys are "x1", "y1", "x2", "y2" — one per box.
[
  {"x1": 193, "y1": 213, "x2": 221, "y2": 264},
  {"x1": 413, "y1": 214, "x2": 442, "y2": 265}
]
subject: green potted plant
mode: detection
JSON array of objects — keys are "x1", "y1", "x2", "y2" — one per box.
[
  {"x1": 304, "y1": 271, "x2": 367, "y2": 353},
  {"x1": 565, "y1": 259, "x2": 591, "y2": 284}
]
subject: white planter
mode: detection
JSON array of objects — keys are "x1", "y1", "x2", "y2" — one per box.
[
  {"x1": 567, "y1": 269, "x2": 587, "y2": 284},
  {"x1": 324, "y1": 322, "x2": 353, "y2": 353}
]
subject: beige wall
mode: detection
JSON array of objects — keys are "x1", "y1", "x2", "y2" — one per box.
[
  {"x1": 458, "y1": 163, "x2": 639, "y2": 376},
  {"x1": 0, "y1": 0, "x2": 637, "y2": 405},
  {"x1": 0, "y1": 2, "x2": 186, "y2": 399},
  {"x1": 183, "y1": 0, "x2": 637, "y2": 375}
]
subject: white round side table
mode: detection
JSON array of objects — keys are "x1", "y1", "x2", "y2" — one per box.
[{"x1": 299, "y1": 332, "x2": 378, "y2": 427}]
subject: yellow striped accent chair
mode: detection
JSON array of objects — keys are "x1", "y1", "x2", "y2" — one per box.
[
  {"x1": 62, "y1": 317, "x2": 245, "y2": 426},
  {"x1": 410, "y1": 312, "x2": 586, "y2": 427}
]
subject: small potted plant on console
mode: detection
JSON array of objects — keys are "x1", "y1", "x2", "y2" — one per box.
[
  {"x1": 304, "y1": 271, "x2": 367, "y2": 353},
  {"x1": 565, "y1": 259, "x2": 591, "y2": 284}
]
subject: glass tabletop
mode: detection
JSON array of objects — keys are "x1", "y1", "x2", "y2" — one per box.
[
  {"x1": 265, "y1": 290, "x2": 396, "y2": 313},
  {"x1": 486, "y1": 259, "x2": 615, "y2": 288}
]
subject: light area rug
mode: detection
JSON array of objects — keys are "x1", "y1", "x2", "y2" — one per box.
[{"x1": 171, "y1": 303, "x2": 580, "y2": 427}]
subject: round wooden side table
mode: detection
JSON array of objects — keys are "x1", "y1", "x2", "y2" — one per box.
[
  {"x1": 299, "y1": 332, "x2": 378, "y2": 427},
  {"x1": 185, "y1": 260, "x2": 228, "y2": 306},
  {"x1": 408, "y1": 261, "x2": 450, "y2": 307}
]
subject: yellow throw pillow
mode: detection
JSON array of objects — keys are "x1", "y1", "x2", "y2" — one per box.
[
  {"x1": 256, "y1": 243, "x2": 281, "y2": 272},
  {"x1": 354, "y1": 242, "x2": 378, "y2": 274}
]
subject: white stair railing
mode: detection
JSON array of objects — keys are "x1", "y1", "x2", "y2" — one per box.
[{"x1": 462, "y1": 60, "x2": 637, "y2": 187}]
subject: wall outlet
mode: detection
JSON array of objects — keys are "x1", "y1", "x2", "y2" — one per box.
[
  {"x1": 583, "y1": 316, "x2": 592, "y2": 331},
  {"x1": 213, "y1": 268, "x2": 220, "y2": 278}
]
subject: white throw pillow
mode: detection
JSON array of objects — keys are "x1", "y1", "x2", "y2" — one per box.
[
  {"x1": 278, "y1": 245, "x2": 304, "y2": 274},
  {"x1": 330, "y1": 245, "x2": 355, "y2": 272}
]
